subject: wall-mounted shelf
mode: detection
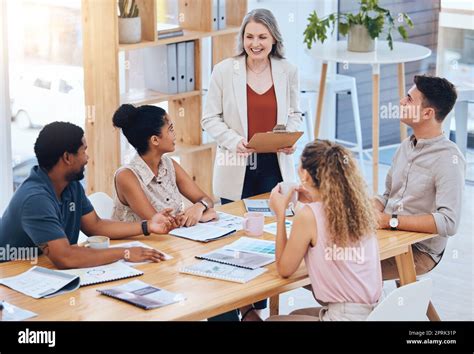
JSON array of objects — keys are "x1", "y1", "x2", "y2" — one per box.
[{"x1": 82, "y1": 0, "x2": 247, "y2": 196}]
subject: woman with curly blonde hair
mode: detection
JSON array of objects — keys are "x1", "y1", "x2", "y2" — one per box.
[{"x1": 267, "y1": 140, "x2": 382, "y2": 321}]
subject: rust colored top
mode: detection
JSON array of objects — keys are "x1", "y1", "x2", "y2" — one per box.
[{"x1": 246, "y1": 84, "x2": 277, "y2": 140}]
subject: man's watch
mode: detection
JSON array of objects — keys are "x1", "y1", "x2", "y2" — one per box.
[
  {"x1": 198, "y1": 199, "x2": 209, "y2": 212},
  {"x1": 141, "y1": 220, "x2": 150, "y2": 236},
  {"x1": 389, "y1": 214, "x2": 399, "y2": 230}
]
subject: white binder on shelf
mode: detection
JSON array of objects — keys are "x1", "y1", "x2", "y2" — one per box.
[
  {"x1": 212, "y1": 0, "x2": 219, "y2": 30},
  {"x1": 143, "y1": 44, "x2": 178, "y2": 94},
  {"x1": 177, "y1": 42, "x2": 187, "y2": 93},
  {"x1": 185, "y1": 41, "x2": 195, "y2": 92},
  {"x1": 218, "y1": 0, "x2": 226, "y2": 30}
]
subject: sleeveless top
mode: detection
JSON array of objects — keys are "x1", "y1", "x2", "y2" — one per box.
[
  {"x1": 112, "y1": 154, "x2": 184, "y2": 222},
  {"x1": 304, "y1": 202, "x2": 382, "y2": 305},
  {"x1": 247, "y1": 84, "x2": 277, "y2": 140}
]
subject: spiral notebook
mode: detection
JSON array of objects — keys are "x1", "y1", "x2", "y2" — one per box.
[
  {"x1": 180, "y1": 260, "x2": 267, "y2": 283},
  {"x1": 97, "y1": 280, "x2": 185, "y2": 310},
  {"x1": 196, "y1": 248, "x2": 274, "y2": 270},
  {"x1": 60, "y1": 261, "x2": 143, "y2": 286}
]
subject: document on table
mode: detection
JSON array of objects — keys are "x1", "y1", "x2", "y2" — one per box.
[
  {"x1": 243, "y1": 199, "x2": 294, "y2": 217},
  {"x1": 0, "y1": 266, "x2": 80, "y2": 299},
  {"x1": 169, "y1": 223, "x2": 235, "y2": 242},
  {"x1": 224, "y1": 237, "x2": 275, "y2": 260},
  {"x1": 110, "y1": 241, "x2": 173, "y2": 267},
  {"x1": 263, "y1": 220, "x2": 293, "y2": 236},
  {"x1": 0, "y1": 301, "x2": 37, "y2": 321},
  {"x1": 201, "y1": 211, "x2": 243, "y2": 231}
]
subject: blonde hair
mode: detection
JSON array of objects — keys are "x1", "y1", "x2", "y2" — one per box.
[{"x1": 300, "y1": 140, "x2": 376, "y2": 247}]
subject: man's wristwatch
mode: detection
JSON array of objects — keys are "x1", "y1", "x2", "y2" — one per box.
[
  {"x1": 141, "y1": 220, "x2": 150, "y2": 236},
  {"x1": 389, "y1": 214, "x2": 399, "y2": 231},
  {"x1": 198, "y1": 199, "x2": 209, "y2": 212}
]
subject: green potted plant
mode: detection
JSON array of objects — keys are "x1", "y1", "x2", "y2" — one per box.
[
  {"x1": 303, "y1": 0, "x2": 414, "y2": 52},
  {"x1": 118, "y1": 0, "x2": 141, "y2": 44}
]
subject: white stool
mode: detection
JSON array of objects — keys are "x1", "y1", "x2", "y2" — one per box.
[
  {"x1": 300, "y1": 74, "x2": 364, "y2": 169},
  {"x1": 443, "y1": 86, "x2": 474, "y2": 156}
]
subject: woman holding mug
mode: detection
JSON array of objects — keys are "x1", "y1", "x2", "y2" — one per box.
[{"x1": 202, "y1": 8, "x2": 302, "y2": 321}]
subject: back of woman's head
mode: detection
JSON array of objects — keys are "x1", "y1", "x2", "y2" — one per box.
[
  {"x1": 301, "y1": 140, "x2": 376, "y2": 246},
  {"x1": 112, "y1": 104, "x2": 167, "y2": 155}
]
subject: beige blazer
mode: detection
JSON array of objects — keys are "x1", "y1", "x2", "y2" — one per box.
[{"x1": 202, "y1": 56, "x2": 302, "y2": 201}]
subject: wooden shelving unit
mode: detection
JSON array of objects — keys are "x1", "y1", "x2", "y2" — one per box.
[{"x1": 82, "y1": 0, "x2": 247, "y2": 197}]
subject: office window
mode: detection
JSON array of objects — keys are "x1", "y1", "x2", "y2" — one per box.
[{"x1": 7, "y1": 0, "x2": 84, "y2": 190}]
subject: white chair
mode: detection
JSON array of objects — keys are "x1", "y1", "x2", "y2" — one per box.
[
  {"x1": 78, "y1": 192, "x2": 114, "y2": 244},
  {"x1": 443, "y1": 86, "x2": 474, "y2": 156},
  {"x1": 367, "y1": 278, "x2": 432, "y2": 321},
  {"x1": 88, "y1": 192, "x2": 114, "y2": 219},
  {"x1": 300, "y1": 73, "x2": 365, "y2": 169}
]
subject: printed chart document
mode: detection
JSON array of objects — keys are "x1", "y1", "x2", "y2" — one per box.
[
  {"x1": 243, "y1": 199, "x2": 294, "y2": 217},
  {"x1": 169, "y1": 223, "x2": 235, "y2": 242},
  {"x1": 180, "y1": 260, "x2": 267, "y2": 283},
  {"x1": 0, "y1": 266, "x2": 80, "y2": 299},
  {"x1": 263, "y1": 220, "x2": 293, "y2": 236},
  {"x1": 0, "y1": 301, "x2": 37, "y2": 321},
  {"x1": 196, "y1": 248, "x2": 274, "y2": 270},
  {"x1": 60, "y1": 261, "x2": 143, "y2": 286},
  {"x1": 224, "y1": 237, "x2": 275, "y2": 260},
  {"x1": 111, "y1": 241, "x2": 173, "y2": 267},
  {"x1": 98, "y1": 280, "x2": 185, "y2": 310},
  {"x1": 201, "y1": 211, "x2": 244, "y2": 231}
]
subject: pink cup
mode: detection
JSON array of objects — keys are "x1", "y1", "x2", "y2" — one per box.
[{"x1": 242, "y1": 212, "x2": 265, "y2": 237}]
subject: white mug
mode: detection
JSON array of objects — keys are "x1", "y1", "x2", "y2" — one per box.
[
  {"x1": 279, "y1": 182, "x2": 299, "y2": 206},
  {"x1": 85, "y1": 236, "x2": 110, "y2": 249}
]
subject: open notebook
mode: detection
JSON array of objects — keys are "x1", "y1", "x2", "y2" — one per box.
[
  {"x1": 196, "y1": 248, "x2": 274, "y2": 270},
  {"x1": 180, "y1": 260, "x2": 267, "y2": 284},
  {"x1": 60, "y1": 261, "x2": 143, "y2": 286}
]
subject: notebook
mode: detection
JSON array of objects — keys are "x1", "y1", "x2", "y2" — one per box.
[
  {"x1": 169, "y1": 223, "x2": 236, "y2": 242},
  {"x1": 243, "y1": 199, "x2": 294, "y2": 217},
  {"x1": 180, "y1": 260, "x2": 267, "y2": 283},
  {"x1": 60, "y1": 261, "x2": 143, "y2": 286},
  {"x1": 97, "y1": 280, "x2": 185, "y2": 310},
  {"x1": 0, "y1": 266, "x2": 80, "y2": 299},
  {"x1": 196, "y1": 248, "x2": 274, "y2": 270}
]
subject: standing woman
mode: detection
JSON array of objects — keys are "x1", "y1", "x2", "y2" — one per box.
[
  {"x1": 202, "y1": 8, "x2": 302, "y2": 204},
  {"x1": 202, "y1": 8, "x2": 302, "y2": 321}
]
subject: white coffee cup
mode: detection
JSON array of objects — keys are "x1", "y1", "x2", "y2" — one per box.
[
  {"x1": 85, "y1": 236, "x2": 110, "y2": 249},
  {"x1": 279, "y1": 182, "x2": 299, "y2": 206}
]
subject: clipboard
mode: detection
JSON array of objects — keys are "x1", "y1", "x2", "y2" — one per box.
[{"x1": 247, "y1": 131, "x2": 304, "y2": 153}]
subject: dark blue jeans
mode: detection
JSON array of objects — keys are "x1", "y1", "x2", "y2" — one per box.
[{"x1": 208, "y1": 153, "x2": 283, "y2": 321}]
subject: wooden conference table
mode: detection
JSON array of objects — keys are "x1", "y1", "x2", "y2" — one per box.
[{"x1": 0, "y1": 194, "x2": 436, "y2": 321}]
